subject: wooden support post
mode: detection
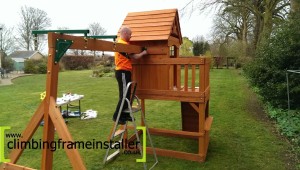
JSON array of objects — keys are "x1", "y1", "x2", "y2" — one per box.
[
  {"x1": 141, "y1": 99, "x2": 145, "y2": 126},
  {"x1": 48, "y1": 99, "x2": 86, "y2": 170},
  {"x1": 8, "y1": 101, "x2": 44, "y2": 163},
  {"x1": 176, "y1": 64, "x2": 181, "y2": 90},
  {"x1": 191, "y1": 65, "x2": 196, "y2": 91},
  {"x1": 198, "y1": 103, "x2": 206, "y2": 160},
  {"x1": 41, "y1": 39, "x2": 59, "y2": 170},
  {"x1": 1, "y1": 162, "x2": 36, "y2": 170},
  {"x1": 199, "y1": 64, "x2": 205, "y2": 93},
  {"x1": 184, "y1": 65, "x2": 188, "y2": 91}
]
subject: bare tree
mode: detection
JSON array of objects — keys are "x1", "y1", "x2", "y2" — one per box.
[
  {"x1": 89, "y1": 22, "x2": 106, "y2": 36},
  {"x1": 182, "y1": 0, "x2": 290, "y2": 50},
  {"x1": 0, "y1": 24, "x2": 16, "y2": 54},
  {"x1": 17, "y1": 6, "x2": 51, "y2": 51},
  {"x1": 89, "y1": 22, "x2": 107, "y2": 57}
]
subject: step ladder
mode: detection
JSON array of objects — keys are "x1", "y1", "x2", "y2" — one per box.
[{"x1": 103, "y1": 82, "x2": 158, "y2": 170}]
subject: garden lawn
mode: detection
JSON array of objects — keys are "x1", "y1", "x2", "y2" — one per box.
[{"x1": 0, "y1": 69, "x2": 293, "y2": 169}]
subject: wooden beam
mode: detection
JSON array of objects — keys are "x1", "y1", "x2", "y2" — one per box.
[
  {"x1": 8, "y1": 102, "x2": 44, "y2": 163},
  {"x1": 189, "y1": 103, "x2": 200, "y2": 113},
  {"x1": 136, "y1": 89, "x2": 205, "y2": 98},
  {"x1": 205, "y1": 116, "x2": 213, "y2": 131},
  {"x1": 137, "y1": 94, "x2": 205, "y2": 103},
  {"x1": 132, "y1": 57, "x2": 205, "y2": 65},
  {"x1": 199, "y1": 64, "x2": 205, "y2": 92},
  {"x1": 146, "y1": 148, "x2": 204, "y2": 162},
  {"x1": 0, "y1": 162, "x2": 36, "y2": 170},
  {"x1": 184, "y1": 65, "x2": 188, "y2": 91},
  {"x1": 41, "y1": 45, "x2": 58, "y2": 170},
  {"x1": 47, "y1": 33, "x2": 142, "y2": 53},
  {"x1": 148, "y1": 128, "x2": 203, "y2": 139},
  {"x1": 49, "y1": 98, "x2": 86, "y2": 170},
  {"x1": 168, "y1": 36, "x2": 180, "y2": 47},
  {"x1": 191, "y1": 65, "x2": 196, "y2": 91},
  {"x1": 176, "y1": 64, "x2": 181, "y2": 91}
]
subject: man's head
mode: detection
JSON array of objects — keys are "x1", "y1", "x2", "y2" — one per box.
[{"x1": 120, "y1": 26, "x2": 132, "y2": 42}]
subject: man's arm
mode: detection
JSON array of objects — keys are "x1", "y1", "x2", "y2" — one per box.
[{"x1": 129, "y1": 50, "x2": 148, "y2": 59}]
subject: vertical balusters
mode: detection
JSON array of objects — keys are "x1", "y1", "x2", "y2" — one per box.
[
  {"x1": 184, "y1": 65, "x2": 188, "y2": 91},
  {"x1": 191, "y1": 65, "x2": 196, "y2": 91},
  {"x1": 176, "y1": 64, "x2": 181, "y2": 91}
]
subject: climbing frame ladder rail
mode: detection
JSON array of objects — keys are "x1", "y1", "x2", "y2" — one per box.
[
  {"x1": 134, "y1": 95, "x2": 158, "y2": 169},
  {"x1": 103, "y1": 82, "x2": 158, "y2": 170}
]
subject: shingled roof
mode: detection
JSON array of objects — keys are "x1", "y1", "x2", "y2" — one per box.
[
  {"x1": 8, "y1": 51, "x2": 40, "y2": 59},
  {"x1": 119, "y1": 9, "x2": 182, "y2": 44}
]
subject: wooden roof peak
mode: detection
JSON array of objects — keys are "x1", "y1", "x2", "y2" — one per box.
[{"x1": 119, "y1": 9, "x2": 182, "y2": 44}]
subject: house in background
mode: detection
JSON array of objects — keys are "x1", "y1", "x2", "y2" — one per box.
[{"x1": 8, "y1": 51, "x2": 44, "y2": 71}]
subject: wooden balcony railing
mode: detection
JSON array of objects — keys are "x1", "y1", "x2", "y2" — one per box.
[{"x1": 132, "y1": 57, "x2": 210, "y2": 102}]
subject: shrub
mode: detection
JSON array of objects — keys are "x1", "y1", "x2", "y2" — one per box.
[
  {"x1": 91, "y1": 64, "x2": 114, "y2": 78},
  {"x1": 60, "y1": 55, "x2": 95, "y2": 70},
  {"x1": 24, "y1": 58, "x2": 47, "y2": 74},
  {"x1": 2, "y1": 57, "x2": 14, "y2": 72},
  {"x1": 244, "y1": 14, "x2": 300, "y2": 109}
]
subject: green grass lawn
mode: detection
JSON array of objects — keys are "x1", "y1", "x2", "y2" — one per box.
[{"x1": 0, "y1": 69, "x2": 295, "y2": 169}]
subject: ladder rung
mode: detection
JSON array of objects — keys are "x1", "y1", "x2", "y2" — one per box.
[
  {"x1": 113, "y1": 129, "x2": 125, "y2": 138},
  {"x1": 123, "y1": 106, "x2": 141, "y2": 113},
  {"x1": 106, "y1": 150, "x2": 120, "y2": 162},
  {"x1": 111, "y1": 139, "x2": 122, "y2": 148}
]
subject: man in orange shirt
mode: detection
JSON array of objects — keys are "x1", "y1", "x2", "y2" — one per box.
[{"x1": 113, "y1": 26, "x2": 147, "y2": 124}]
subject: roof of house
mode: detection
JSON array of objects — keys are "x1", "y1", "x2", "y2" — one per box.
[
  {"x1": 119, "y1": 9, "x2": 182, "y2": 44},
  {"x1": 8, "y1": 51, "x2": 42, "y2": 59},
  {"x1": 11, "y1": 58, "x2": 25, "y2": 62}
]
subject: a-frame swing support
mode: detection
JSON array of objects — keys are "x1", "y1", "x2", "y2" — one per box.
[{"x1": 0, "y1": 30, "x2": 144, "y2": 170}]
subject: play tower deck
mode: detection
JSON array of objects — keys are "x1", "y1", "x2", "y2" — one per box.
[
  {"x1": 120, "y1": 9, "x2": 213, "y2": 162},
  {"x1": 0, "y1": 9, "x2": 212, "y2": 170}
]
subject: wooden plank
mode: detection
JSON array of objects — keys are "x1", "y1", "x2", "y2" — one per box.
[
  {"x1": 127, "y1": 9, "x2": 177, "y2": 17},
  {"x1": 124, "y1": 13, "x2": 175, "y2": 21},
  {"x1": 1, "y1": 162, "x2": 36, "y2": 170},
  {"x1": 123, "y1": 17, "x2": 174, "y2": 25},
  {"x1": 141, "y1": 99, "x2": 145, "y2": 126},
  {"x1": 132, "y1": 31, "x2": 171, "y2": 36},
  {"x1": 126, "y1": 21, "x2": 173, "y2": 28},
  {"x1": 146, "y1": 148, "x2": 204, "y2": 162},
  {"x1": 204, "y1": 116, "x2": 213, "y2": 131},
  {"x1": 8, "y1": 102, "x2": 44, "y2": 163},
  {"x1": 184, "y1": 65, "x2": 188, "y2": 91},
  {"x1": 131, "y1": 35, "x2": 169, "y2": 41},
  {"x1": 121, "y1": 26, "x2": 172, "y2": 33},
  {"x1": 189, "y1": 103, "x2": 200, "y2": 113},
  {"x1": 48, "y1": 33, "x2": 142, "y2": 53},
  {"x1": 199, "y1": 64, "x2": 205, "y2": 92},
  {"x1": 205, "y1": 61, "x2": 210, "y2": 90},
  {"x1": 176, "y1": 64, "x2": 181, "y2": 91},
  {"x1": 132, "y1": 58, "x2": 205, "y2": 66},
  {"x1": 147, "y1": 47, "x2": 167, "y2": 55},
  {"x1": 41, "y1": 110, "x2": 55, "y2": 170},
  {"x1": 137, "y1": 94, "x2": 205, "y2": 103},
  {"x1": 41, "y1": 47, "x2": 58, "y2": 170},
  {"x1": 168, "y1": 35, "x2": 180, "y2": 46},
  {"x1": 191, "y1": 65, "x2": 196, "y2": 91},
  {"x1": 198, "y1": 103, "x2": 206, "y2": 158},
  {"x1": 148, "y1": 128, "x2": 203, "y2": 139},
  {"x1": 169, "y1": 65, "x2": 174, "y2": 90},
  {"x1": 49, "y1": 98, "x2": 86, "y2": 170},
  {"x1": 131, "y1": 87, "x2": 205, "y2": 100}
]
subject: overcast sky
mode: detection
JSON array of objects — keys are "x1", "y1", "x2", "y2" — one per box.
[{"x1": 0, "y1": 0, "x2": 215, "y2": 40}]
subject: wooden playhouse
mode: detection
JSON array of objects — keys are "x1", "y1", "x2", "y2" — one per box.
[
  {"x1": 0, "y1": 8, "x2": 212, "y2": 170},
  {"x1": 119, "y1": 9, "x2": 213, "y2": 162}
]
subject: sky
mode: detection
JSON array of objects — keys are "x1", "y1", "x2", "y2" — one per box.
[{"x1": 0, "y1": 0, "x2": 215, "y2": 41}]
